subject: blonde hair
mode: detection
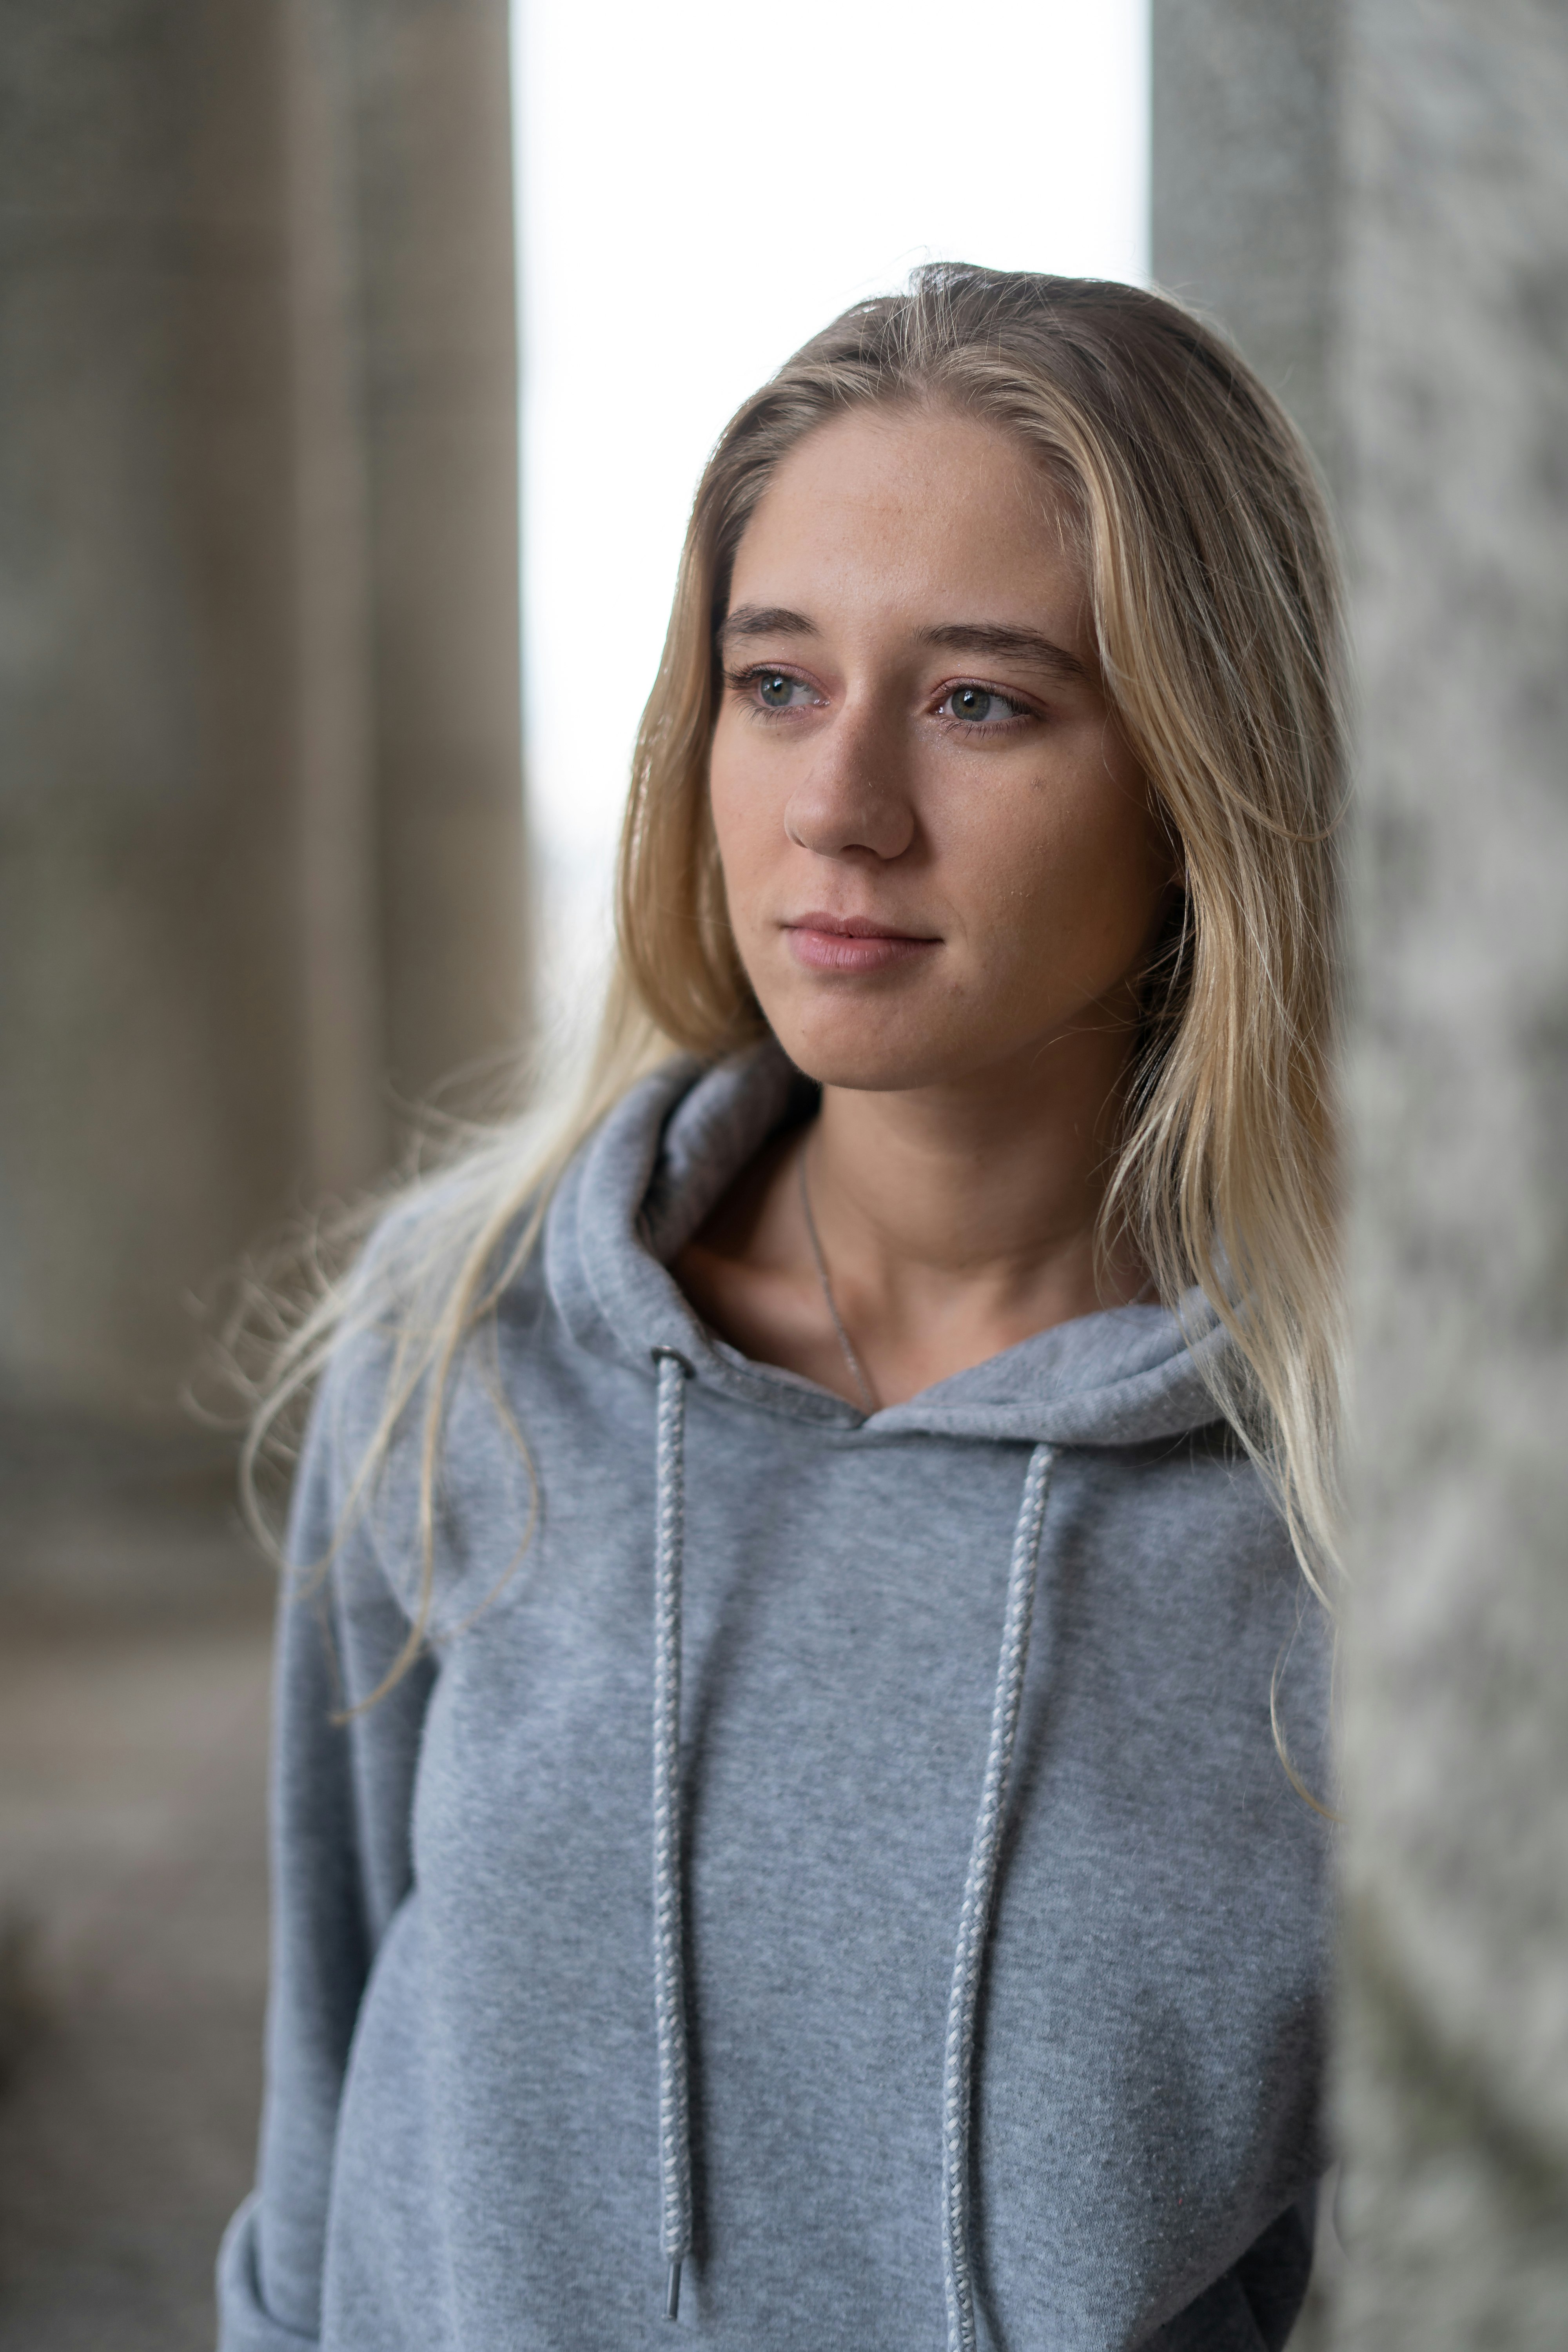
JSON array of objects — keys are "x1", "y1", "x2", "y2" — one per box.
[{"x1": 246, "y1": 264, "x2": 1346, "y2": 1688}]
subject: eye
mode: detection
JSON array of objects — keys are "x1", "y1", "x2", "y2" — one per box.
[
  {"x1": 940, "y1": 684, "x2": 1030, "y2": 726},
  {"x1": 760, "y1": 671, "x2": 816, "y2": 710},
  {"x1": 733, "y1": 667, "x2": 822, "y2": 713}
]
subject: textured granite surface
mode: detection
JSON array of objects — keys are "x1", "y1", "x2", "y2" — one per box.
[
  {"x1": 1333, "y1": 3, "x2": 1568, "y2": 2341},
  {"x1": 1151, "y1": 0, "x2": 1339, "y2": 471}
]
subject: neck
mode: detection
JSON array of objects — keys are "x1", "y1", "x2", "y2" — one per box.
[
  {"x1": 807, "y1": 1023, "x2": 1147, "y2": 1377},
  {"x1": 672, "y1": 1018, "x2": 1152, "y2": 1414}
]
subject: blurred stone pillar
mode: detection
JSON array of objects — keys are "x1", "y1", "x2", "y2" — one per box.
[
  {"x1": 1151, "y1": 0, "x2": 1339, "y2": 470},
  {"x1": 1331, "y1": 2, "x2": 1568, "y2": 2341},
  {"x1": 0, "y1": 1, "x2": 523, "y2": 1485},
  {"x1": 316, "y1": 0, "x2": 527, "y2": 1115}
]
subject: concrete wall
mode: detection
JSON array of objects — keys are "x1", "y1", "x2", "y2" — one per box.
[
  {"x1": 1153, "y1": 2, "x2": 1568, "y2": 2336},
  {"x1": 0, "y1": 0, "x2": 524, "y2": 1453},
  {"x1": 1332, "y1": 2, "x2": 1568, "y2": 2339},
  {"x1": 1151, "y1": 0, "x2": 1339, "y2": 469}
]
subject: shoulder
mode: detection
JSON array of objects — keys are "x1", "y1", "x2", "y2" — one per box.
[{"x1": 289, "y1": 1160, "x2": 544, "y2": 1602}]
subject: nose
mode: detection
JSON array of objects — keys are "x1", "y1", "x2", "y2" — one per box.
[{"x1": 783, "y1": 699, "x2": 915, "y2": 863}]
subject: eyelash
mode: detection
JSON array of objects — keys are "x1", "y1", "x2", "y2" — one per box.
[
  {"x1": 724, "y1": 665, "x2": 1039, "y2": 733},
  {"x1": 940, "y1": 685, "x2": 1035, "y2": 734}
]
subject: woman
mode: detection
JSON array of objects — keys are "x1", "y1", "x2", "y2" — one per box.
[{"x1": 220, "y1": 265, "x2": 1344, "y2": 2352}]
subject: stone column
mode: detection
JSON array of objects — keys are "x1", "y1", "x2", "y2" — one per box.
[
  {"x1": 320, "y1": 0, "x2": 527, "y2": 1113},
  {"x1": 0, "y1": 0, "x2": 524, "y2": 1484},
  {"x1": 1151, "y1": 0, "x2": 1340, "y2": 469},
  {"x1": 1331, "y1": 2, "x2": 1568, "y2": 2341},
  {"x1": 0, "y1": 2, "x2": 309, "y2": 1452}
]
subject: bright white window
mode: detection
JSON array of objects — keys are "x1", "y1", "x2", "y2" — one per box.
[{"x1": 514, "y1": 0, "x2": 1149, "y2": 1064}]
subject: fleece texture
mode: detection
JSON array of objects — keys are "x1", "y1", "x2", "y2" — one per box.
[{"x1": 218, "y1": 1045, "x2": 1333, "y2": 2352}]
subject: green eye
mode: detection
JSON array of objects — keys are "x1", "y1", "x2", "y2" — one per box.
[
  {"x1": 951, "y1": 686, "x2": 1010, "y2": 722},
  {"x1": 758, "y1": 672, "x2": 795, "y2": 708}
]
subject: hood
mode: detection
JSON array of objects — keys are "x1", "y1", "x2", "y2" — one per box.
[{"x1": 544, "y1": 1040, "x2": 1233, "y2": 1450}]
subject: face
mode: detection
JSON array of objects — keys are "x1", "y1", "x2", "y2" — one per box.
[{"x1": 708, "y1": 403, "x2": 1176, "y2": 1097}]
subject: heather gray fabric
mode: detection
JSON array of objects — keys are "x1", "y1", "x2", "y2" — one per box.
[{"x1": 218, "y1": 1044, "x2": 1333, "y2": 2352}]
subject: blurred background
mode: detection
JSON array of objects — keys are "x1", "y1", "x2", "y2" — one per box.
[{"x1": 3, "y1": 3, "x2": 1566, "y2": 2348}]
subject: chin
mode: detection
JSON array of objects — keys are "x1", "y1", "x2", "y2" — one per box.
[{"x1": 764, "y1": 1002, "x2": 966, "y2": 1095}]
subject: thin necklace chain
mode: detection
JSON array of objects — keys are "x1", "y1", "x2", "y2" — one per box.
[{"x1": 797, "y1": 1135, "x2": 881, "y2": 1417}]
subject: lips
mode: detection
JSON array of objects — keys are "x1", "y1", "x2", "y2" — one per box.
[{"x1": 783, "y1": 911, "x2": 940, "y2": 975}]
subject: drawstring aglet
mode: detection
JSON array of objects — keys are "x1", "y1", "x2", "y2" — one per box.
[{"x1": 664, "y1": 2256, "x2": 683, "y2": 2321}]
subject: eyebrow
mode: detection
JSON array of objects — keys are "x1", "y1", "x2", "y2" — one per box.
[
  {"x1": 717, "y1": 605, "x2": 818, "y2": 649},
  {"x1": 717, "y1": 605, "x2": 1089, "y2": 683},
  {"x1": 922, "y1": 622, "x2": 1090, "y2": 683}
]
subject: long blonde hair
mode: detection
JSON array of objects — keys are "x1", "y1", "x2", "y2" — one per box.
[{"x1": 245, "y1": 264, "x2": 1346, "y2": 1681}]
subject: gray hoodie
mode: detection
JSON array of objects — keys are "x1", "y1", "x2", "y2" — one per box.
[{"x1": 218, "y1": 1045, "x2": 1333, "y2": 2352}]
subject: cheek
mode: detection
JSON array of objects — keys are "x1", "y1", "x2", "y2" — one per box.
[
  {"x1": 707, "y1": 729, "x2": 753, "y2": 876},
  {"x1": 947, "y1": 773, "x2": 1166, "y2": 975},
  {"x1": 708, "y1": 731, "x2": 786, "y2": 933}
]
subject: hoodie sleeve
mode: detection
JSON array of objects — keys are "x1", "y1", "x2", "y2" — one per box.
[{"x1": 217, "y1": 1355, "x2": 437, "y2": 2351}]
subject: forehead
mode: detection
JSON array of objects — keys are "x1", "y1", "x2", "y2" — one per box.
[{"x1": 729, "y1": 403, "x2": 1084, "y2": 620}]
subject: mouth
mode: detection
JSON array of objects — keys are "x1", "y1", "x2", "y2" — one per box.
[{"x1": 782, "y1": 911, "x2": 942, "y2": 975}]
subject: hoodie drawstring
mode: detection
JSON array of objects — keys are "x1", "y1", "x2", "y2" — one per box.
[
  {"x1": 648, "y1": 1352, "x2": 1054, "y2": 2343},
  {"x1": 942, "y1": 1440, "x2": 1056, "y2": 2352},
  {"x1": 651, "y1": 1347, "x2": 694, "y2": 2321}
]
